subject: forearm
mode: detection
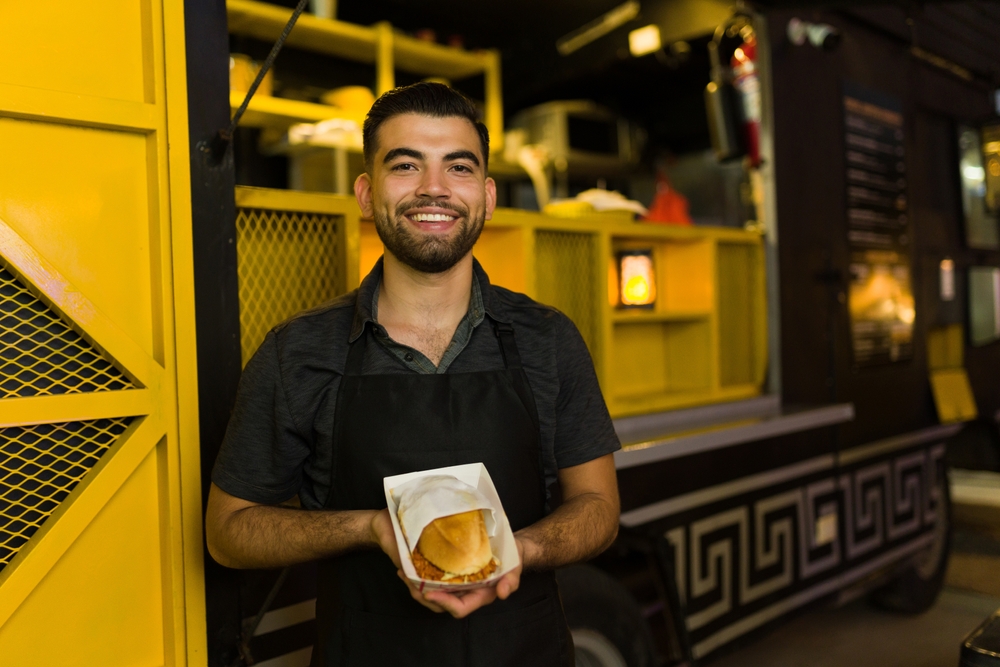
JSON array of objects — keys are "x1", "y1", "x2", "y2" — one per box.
[
  {"x1": 516, "y1": 492, "x2": 619, "y2": 572},
  {"x1": 207, "y1": 500, "x2": 377, "y2": 569}
]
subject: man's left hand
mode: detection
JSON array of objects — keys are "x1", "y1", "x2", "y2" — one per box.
[{"x1": 400, "y1": 537, "x2": 526, "y2": 618}]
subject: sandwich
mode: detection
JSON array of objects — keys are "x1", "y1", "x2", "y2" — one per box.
[
  {"x1": 393, "y1": 475, "x2": 500, "y2": 584},
  {"x1": 411, "y1": 509, "x2": 498, "y2": 583}
]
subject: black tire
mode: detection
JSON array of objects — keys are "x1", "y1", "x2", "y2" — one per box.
[
  {"x1": 556, "y1": 564, "x2": 659, "y2": 667},
  {"x1": 871, "y1": 470, "x2": 952, "y2": 613}
]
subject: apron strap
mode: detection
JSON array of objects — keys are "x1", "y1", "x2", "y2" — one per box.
[
  {"x1": 492, "y1": 320, "x2": 542, "y2": 474},
  {"x1": 493, "y1": 320, "x2": 522, "y2": 370}
]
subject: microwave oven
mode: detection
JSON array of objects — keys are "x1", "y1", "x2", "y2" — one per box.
[{"x1": 510, "y1": 101, "x2": 645, "y2": 175}]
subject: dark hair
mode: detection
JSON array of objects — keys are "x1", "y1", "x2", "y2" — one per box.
[{"x1": 362, "y1": 82, "x2": 490, "y2": 171}]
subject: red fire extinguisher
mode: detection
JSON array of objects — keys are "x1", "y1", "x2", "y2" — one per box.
[
  {"x1": 705, "y1": 15, "x2": 762, "y2": 168},
  {"x1": 730, "y1": 29, "x2": 761, "y2": 167}
]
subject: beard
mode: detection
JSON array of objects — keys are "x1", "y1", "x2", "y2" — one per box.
[{"x1": 374, "y1": 198, "x2": 485, "y2": 274}]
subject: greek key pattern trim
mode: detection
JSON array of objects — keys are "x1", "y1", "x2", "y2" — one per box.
[{"x1": 663, "y1": 444, "x2": 945, "y2": 637}]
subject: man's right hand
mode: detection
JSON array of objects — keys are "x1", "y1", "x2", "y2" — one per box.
[
  {"x1": 369, "y1": 508, "x2": 401, "y2": 568},
  {"x1": 370, "y1": 509, "x2": 452, "y2": 614}
]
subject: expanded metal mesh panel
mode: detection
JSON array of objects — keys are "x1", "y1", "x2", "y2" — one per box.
[
  {"x1": 0, "y1": 417, "x2": 131, "y2": 571},
  {"x1": 236, "y1": 208, "x2": 343, "y2": 366},
  {"x1": 717, "y1": 243, "x2": 759, "y2": 386},
  {"x1": 534, "y1": 231, "x2": 598, "y2": 355},
  {"x1": 0, "y1": 264, "x2": 133, "y2": 398}
]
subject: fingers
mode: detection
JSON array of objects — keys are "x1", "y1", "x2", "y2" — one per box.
[
  {"x1": 395, "y1": 570, "x2": 501, "y2": 619},
  {"x1": 424, "y1": 586, "x2": 498, "y2": 619},
  {"x1": 397, "y1": 570, "x2": 445, "y2": 613},
  {"x1": 495, "y1": 568, "x2": 521, "y2": 600},
  {"x1": 496, "y1": 537, "x2": 525, "y2": 601}
]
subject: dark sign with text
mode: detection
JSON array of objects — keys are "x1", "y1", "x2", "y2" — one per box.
[{"x1": 843, "y1": 83, "x2": 914, "y2": 366}]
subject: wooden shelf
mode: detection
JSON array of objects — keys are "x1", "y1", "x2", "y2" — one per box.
[
  {"x1": 392, "y1": 33, "x2": 491, "y2": 80},
  {"x1": 227, "y1": 0, "x2": 489, "y2": 80},
  {"x1": 229, "y1": 91, "x2": 366, "y2": 130},
  {"x1": 228, "y1": 0, "x2": 380, "y2": 64},
  {"x1": 611, "y1": 310, "x2": 711, "y2": 324},
  {"x1": 226, "y1": 0, "x2": 504, "y2": 149}
]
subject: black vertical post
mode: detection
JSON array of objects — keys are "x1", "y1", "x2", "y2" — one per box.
[{"x1": 183, "y1": 1, "x2": 243, "y2": 665}]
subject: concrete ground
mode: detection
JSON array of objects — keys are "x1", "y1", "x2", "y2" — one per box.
[
  {"x1": 706, "y1": 470, "x2": 1000, "y2": 667},
  {"x1": 706, "y1": 587, "x2": 999, "y2": 667}
]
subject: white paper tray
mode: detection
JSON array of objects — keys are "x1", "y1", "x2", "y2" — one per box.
[{"x1": 383, "y1": 462, "x2": 519, "y2": 591}]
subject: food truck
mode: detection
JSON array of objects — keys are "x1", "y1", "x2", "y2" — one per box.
[{"x1": 1, "y1": 1, "x2": 998, "y2": 666}]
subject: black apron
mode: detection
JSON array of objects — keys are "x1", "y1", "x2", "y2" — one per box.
[{"x1": 312, "y1": 316, "x2": 574, "y2": 667}]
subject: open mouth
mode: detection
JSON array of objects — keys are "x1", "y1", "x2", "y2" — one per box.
[
  {"x1": 410, "y1": 212, "x2": 457, "y2": 223},
  {"x1": 404, "y1": 209, "x2": 462, "y2": 231}
]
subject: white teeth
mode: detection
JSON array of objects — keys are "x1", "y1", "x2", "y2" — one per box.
[{"x1": 411, "y1": 213, "x2": 455, "y2": 222}]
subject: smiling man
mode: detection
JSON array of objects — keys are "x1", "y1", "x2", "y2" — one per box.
[{"x1": 205, "y1": 83, "x2": 621, "y2": 667}]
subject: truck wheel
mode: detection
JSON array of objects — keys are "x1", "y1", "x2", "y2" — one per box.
[
  {"x1": 556, "y1": 564, "x2": 658, "y2": 667},
  {"x1": 871, "y1": 475, "x2": 952, "y2": 613}
]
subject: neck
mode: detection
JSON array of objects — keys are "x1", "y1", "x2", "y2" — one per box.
[{"x1": 377, "y1": 252, "x2": 474, "y2": 333}]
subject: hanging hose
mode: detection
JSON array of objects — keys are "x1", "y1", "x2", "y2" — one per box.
[
  {"x1": 230, "y1": 567, "x2": 292, "y2": 666},
  {"x1": 201, "y1": 0, "x2": 310, "y2": 162}
]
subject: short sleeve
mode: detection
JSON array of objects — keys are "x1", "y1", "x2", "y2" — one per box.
[
  {"x1": 211, "y1": 331, "x2": 312, "y2": 504},
  {"x1": 551, "y1": 315, "x2": 621, "y2": 468}
]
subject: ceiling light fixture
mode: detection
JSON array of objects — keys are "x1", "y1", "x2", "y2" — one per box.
[
  {"x1": 556, "y1": 1, "x2": 640, "y2": 56},
  {"x1": 629, "y1": 24, "x2": 661, "y2": 57}
]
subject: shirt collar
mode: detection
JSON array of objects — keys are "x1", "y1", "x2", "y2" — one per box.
[{"x1": 349, "y1": 256, "x2": 511, "y2": 343}]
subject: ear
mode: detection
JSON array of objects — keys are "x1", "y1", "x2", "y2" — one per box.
[
  {"x1": 354, "y1": 172, "x2": 374, "y2": 219},
  {"x1": 484, "y1": 177, "x2": 497, "y2": 221}
]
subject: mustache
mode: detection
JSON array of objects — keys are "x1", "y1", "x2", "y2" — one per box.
[{"x1": 394, "y1": 199, "x2": 468, "y2": 218}]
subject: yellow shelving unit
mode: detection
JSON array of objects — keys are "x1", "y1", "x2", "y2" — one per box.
[
  {"x1": 610, "y1": 311, "x2": 711, "y2": 323},
  {"x1": 230, "y1": 187, "x2": 766, "y2": 418},
  {"x1": 228, "y1": 90, "x2": 367, "y2": 130},
  {"x1": 226, "y1": 0, "x2": 504, "y2": 149},
  {"x1": 356, "y1": 204, "x2": 767, "y2": 417}
]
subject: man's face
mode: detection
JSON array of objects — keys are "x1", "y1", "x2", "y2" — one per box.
[{"x1": 355, "y1": 113, "x2": 496, "y2": 274}]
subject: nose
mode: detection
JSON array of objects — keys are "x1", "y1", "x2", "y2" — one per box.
[{"x1": 417, "y1": 166, "x2": 451, "y2": 199}]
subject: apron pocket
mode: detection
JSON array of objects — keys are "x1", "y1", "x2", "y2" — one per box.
[
  {"x1": 340, "y1": 607, "x2": 464, "y2": 667},
  {"x1": 467, "y1": 594, "x2": 567, "y2": 667}
]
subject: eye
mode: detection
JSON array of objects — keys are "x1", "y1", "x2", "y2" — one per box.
[
  {"x1": 450, "y1": 164, "x2": 474, "y2": 173},
  {"x1": 391, "y1": 162, "x2": 417, "y2": 172}
]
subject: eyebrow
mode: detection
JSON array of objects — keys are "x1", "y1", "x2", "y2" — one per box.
[
  {"x1": 381, "y1": 147, "x2": 481, "y2": 168},
  {"x1": 383, "y1": 147, "x2": 423, "y2": 163},
  {"x1": 444, "y1": 150, "x2": 480, "y2": 167}
]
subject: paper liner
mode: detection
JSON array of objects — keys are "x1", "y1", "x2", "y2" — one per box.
[
  {"x1": 392, "y1": 475, "x2": 497, "y2": 555},
  {"x1": 384, "y1": 463, "x2": 520, "y2": 591}
]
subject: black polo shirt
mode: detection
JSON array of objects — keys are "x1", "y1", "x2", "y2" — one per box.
[{"x1": 212, "y1": 257, "x2": 620, "y2": 510}]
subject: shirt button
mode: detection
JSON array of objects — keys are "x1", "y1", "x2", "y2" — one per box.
[{"x1": 404, "y1": 353, "x2": 414, "y2": 362}]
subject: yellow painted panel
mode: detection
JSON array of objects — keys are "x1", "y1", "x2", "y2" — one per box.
[
  {"x1": 611, "y1": 320, "x2": 711, "y2": 398},
  {"x1": 475, "y1": 227, "x2": 526, "y2": 293},
  {"x1": 927, "y1": 323, "x2": 964, "y2": 370},
  {"x1": 0, "y1": 447, "x2": 164, "y2": 666},
  {"x1": 612, "y1": 322, "x2": 669, "y2": 397},
  {"x1": 717, "y1": 242, "x2": 761, "y2": 386},
  {"x1": 660, "y1": 241, "x2": 713, "y2": 312},
  {"x1": 0, "y1": 118, "x2": 155, "y2": 360},
  {"x1": 930, "y1": 368, "x2": 978, "y2": 424},
  {"x1": 0, "y1": 1, "x2": 149, "y2": 103},
  {"x1": 360, "y1": 220, "x2": 383, "y2": 280}
]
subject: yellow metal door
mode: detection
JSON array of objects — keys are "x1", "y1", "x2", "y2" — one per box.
[{"x1": 0, "y1": 1, "x2": 205, "y2": 665}]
